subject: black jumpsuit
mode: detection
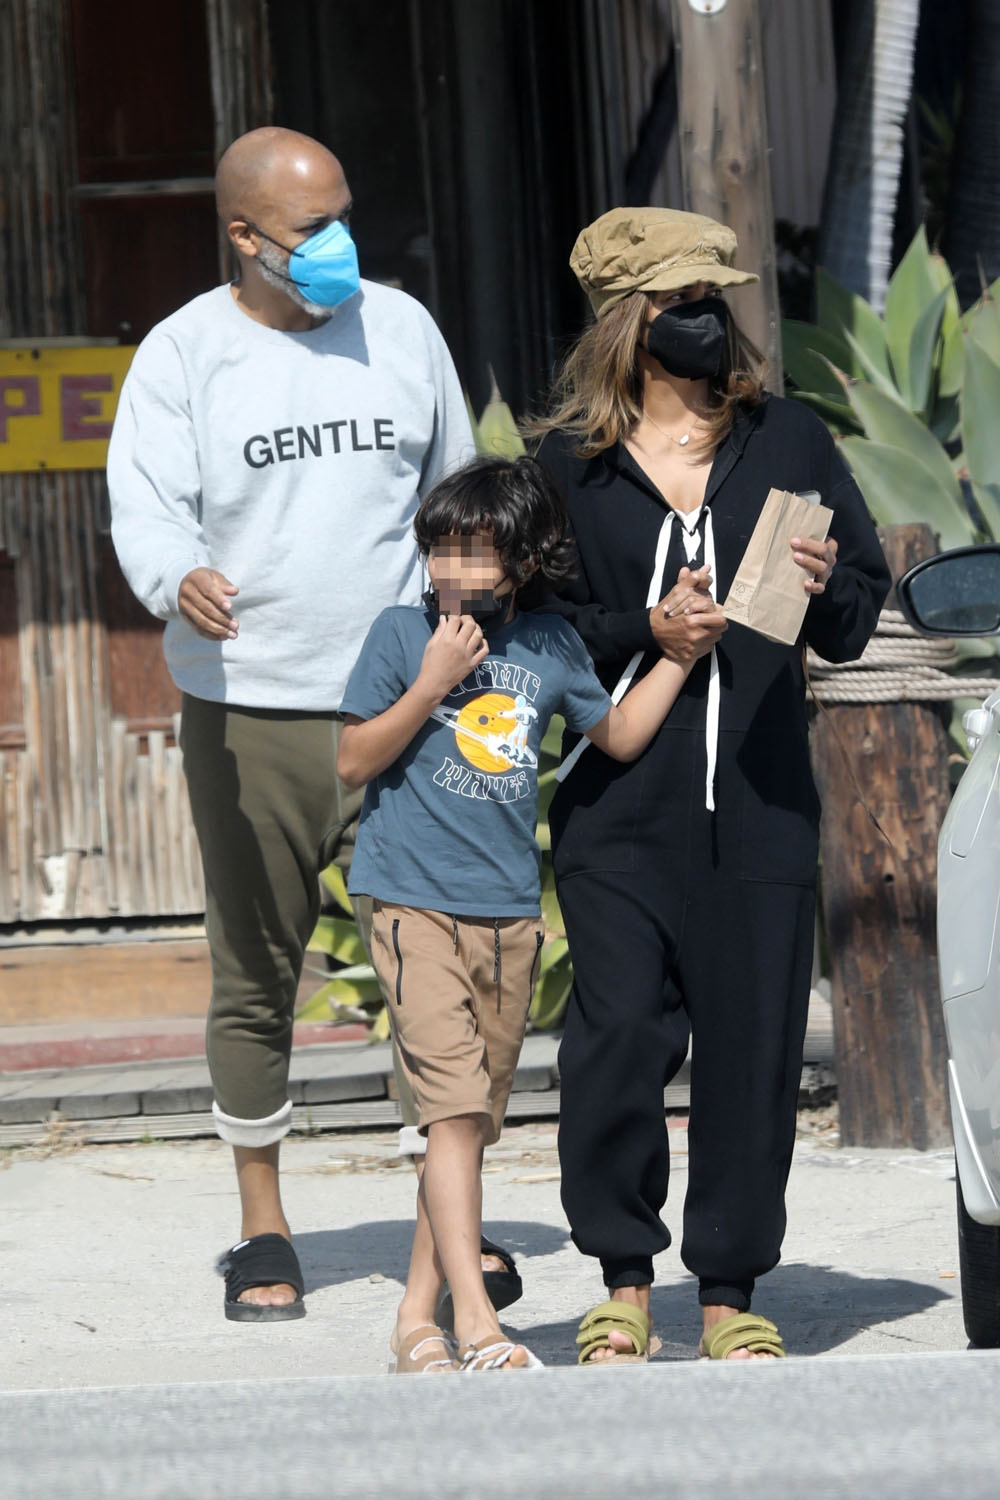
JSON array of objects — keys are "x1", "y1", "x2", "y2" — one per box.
[{"x1": 536, "y1": 395, "x2": 891, "y2": 1309}]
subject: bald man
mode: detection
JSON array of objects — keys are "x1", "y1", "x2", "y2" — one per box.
[{"x1": 108, "y1": 128, "x2": 474, "y2": 1321}]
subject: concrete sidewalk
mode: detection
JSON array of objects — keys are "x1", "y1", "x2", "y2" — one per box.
[
  {"x1": 0, "y1": 993, "x2": 836, "y2": 1146},
  {"x1": 0, "y1": 1117, "x2": 964, "y2": 1392}
]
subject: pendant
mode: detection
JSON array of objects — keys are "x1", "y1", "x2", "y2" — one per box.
[{"x1": 679, "y1": 433, "x2": 690, "y2": 446}]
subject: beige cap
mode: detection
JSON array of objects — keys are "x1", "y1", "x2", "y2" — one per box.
[{"x1": 570, "y1": 206, "x2": 758, "y2": 317}]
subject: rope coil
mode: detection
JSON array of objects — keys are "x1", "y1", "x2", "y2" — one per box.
[{"x1": 807, "y1": 609, "x2": 1000, "y2": 704}]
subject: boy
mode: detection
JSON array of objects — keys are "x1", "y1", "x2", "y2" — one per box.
[{"x1": 337, "y1": 455, "x2": 722, "y2": 1372}]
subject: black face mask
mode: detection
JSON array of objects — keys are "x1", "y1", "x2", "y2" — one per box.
[
  {"x1": 422, "y1": 586, "x2": 513, "y2": 629},
  {"x1": 645, "y1": 296, "x2": 730, "y2": 381}
]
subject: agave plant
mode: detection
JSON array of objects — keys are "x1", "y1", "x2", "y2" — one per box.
[
  {"x1": 785, "y1": 226, "x2": 1000, "y2": 757},
  {"x1": 299, "y1": 385, "x2": 575, "y2": 1035},
  {"x1": 783, "y1": 226, "x2": 1000, "y2": 551}
]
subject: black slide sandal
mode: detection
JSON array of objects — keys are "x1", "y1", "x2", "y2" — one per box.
[
  {"x1": 436, "y1": 1236, "x2": 523, "y2": 1335},
  {"x1": 218, "y1": 1233, "x2": 306, "y2": 1322}
]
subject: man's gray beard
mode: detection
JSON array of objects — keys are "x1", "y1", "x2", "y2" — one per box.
[{"x1": 255, "y1": 241, "x2": 330, "y2": 320}]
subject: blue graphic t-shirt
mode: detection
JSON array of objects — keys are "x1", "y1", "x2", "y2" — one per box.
[{"x1": 341, "y1": 606, "x2": 611, "y2": 915}]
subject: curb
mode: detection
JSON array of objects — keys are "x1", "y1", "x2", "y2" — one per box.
[{"x1": 0, "y1": 1021, "x2": 370, "y2": 1074}]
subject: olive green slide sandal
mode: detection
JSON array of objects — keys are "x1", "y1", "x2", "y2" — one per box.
[
  {"x1": 699, "y1": 1312, "x2": 786, "y2": 1359},
  {"x1": 575, "y1": 1299, "x2": 662, "y2": 1365}
]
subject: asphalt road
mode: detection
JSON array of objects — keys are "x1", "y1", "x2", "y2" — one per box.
[{"x1": 4, "y1": 1353, "x2": 1000, "y2": 1500}]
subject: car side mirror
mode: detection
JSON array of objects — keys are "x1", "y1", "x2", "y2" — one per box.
[{"x1": 897, "y1": 544, "x2": 1000, "y2": 636}]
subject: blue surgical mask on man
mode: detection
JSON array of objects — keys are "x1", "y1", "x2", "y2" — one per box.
[
  {"x1": 250, "y1": 219, "x2": 360, "y2": 309},
  {"x1": 287, "y1": 220, "x2": 360, "y2": 308}
]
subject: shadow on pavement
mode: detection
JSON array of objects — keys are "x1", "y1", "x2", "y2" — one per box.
[
  {"x1": 503, "y1": 1262, "x2": 956, "y2": 1367},
  {"x1": 294, "y1": 1219, "x2": 571, "y2": 1291}
]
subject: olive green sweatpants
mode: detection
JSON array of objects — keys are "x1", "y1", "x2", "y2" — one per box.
[{"x1": 180, "y1": 693, "x2": 417, "y2": 1146}]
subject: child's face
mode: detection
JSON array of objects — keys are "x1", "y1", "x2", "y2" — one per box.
[{"x1": 426, "y1": 531, "x2": 513, "y2": 617}]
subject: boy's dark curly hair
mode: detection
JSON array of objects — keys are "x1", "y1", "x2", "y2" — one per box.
[{"x1": 413, "y1": 455, "x2": 577, "y2": 604}]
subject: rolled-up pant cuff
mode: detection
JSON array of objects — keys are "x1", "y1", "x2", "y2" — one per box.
[
  {"x1": 212, "y1": 1099, "x2": 293, "y2": 1147},
  {"x1": 602, "y1": 1257, "x2": 655, "y2": 1290},
  {"x1": 698, "y1": 1280, "x2": 754, "y2": 1312},
  {"x1": 397, "y1": 1125, "x2": 426, "y2": 1158}
]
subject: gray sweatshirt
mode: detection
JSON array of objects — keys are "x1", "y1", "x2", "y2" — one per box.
[{"x1": 107, "y1": 281, "x2": 474, "y2": 709}]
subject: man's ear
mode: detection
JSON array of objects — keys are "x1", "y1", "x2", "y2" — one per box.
[{"x1": 228, "y1": 219, "x2": 257, "y2": 258}]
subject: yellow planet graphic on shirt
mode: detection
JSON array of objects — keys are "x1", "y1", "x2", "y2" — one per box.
[
  {"x1": 454, "y1": 693, "x2": 520, "y2": 773},
  {"x1": 429, "y1": 691, "x2": 539, "y2": 775}
]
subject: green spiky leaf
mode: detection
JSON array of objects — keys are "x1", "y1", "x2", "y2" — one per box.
[
  {"x1": 319, "y1": 864, "x2": 352, "y2": 912},
  {"x1": 844, "y1": 380, "x2": 960, "y2": 500},
  {"x1": 907, "y1": 286, "x2": 951, "y2": 417},
  {"x1": 306, "y1": 915, "x2": 369, "y2": 963},
  {"x1": 816, "y1": 267, "x2": 893, "y2": 382},
  {"x1": 885, "y1": 227, "x2": 941, "y2": 403},
  {"x1": 961, "y1": 335, "x2": 1000, "y2": 540},
  {"x1": 476, "y1": 385, "x2": 526, "y2": 458},
  {"x1": 839, "y1": 438, "x2": 977, "y2": 549},
  {"x1": 781, "y1": 319, "x2": 854, "y2": 397}
]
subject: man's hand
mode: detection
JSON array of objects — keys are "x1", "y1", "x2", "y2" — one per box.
[
  {"x1": 417, "y1": 614, "x2": 489, "y2": 700},
  {"x1": 790, "y1": 535, "x2": 838, "y2": 594},
  {"x1": 650, "y1": 565, "x2": 727, "y2": 664},
  {"x1": 178, "y1": 568, "x2": 239, "y2": 640}
]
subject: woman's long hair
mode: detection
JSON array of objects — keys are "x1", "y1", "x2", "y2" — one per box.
[{"x1": 524, "y1": 291, "x2": 766, "y2": 458}]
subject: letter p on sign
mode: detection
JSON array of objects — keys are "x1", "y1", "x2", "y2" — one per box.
[{"x1": 0, "y1": 377, "x2": 42, "y2": 443}]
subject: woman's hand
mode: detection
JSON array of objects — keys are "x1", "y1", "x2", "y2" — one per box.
[
  {"x1": 650, "y1": 566, "x2": 727, "y2": 664},
  {"x1": 661, "y1": 563, "x2": 713, "y2": 617},
  {"x1": 790, "y1": 535, "x2": 838, "y2": 594},
  {"x1": 417, "y1": 614, "x2": 489, "y2": 701}
]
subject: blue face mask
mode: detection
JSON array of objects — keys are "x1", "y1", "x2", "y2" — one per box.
[
  {"x1": 288, "y1": 220, "x2": 360, "y2": 307},
  {"x1": 252, "y1": 219, "x2": 360, "y2": 309}
]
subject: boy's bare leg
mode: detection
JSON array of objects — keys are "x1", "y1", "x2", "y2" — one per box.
[
  {"x1": 231, "y1": 1143, "x2": 297, "y2": 1308},
  {"x1": 411, "y1": 1152, "x2": 509, "y2": 1274},
  {"x1": 417, "y1": 1114, "x2": 529, "y2": 1365},
  {"x1": 394, "y1": 1174, "x2": 447, "y2": 1339}
]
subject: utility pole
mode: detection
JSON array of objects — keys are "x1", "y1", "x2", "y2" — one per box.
[{"x1": 668, "y1": 0, "x2": 782, "y2": 388}]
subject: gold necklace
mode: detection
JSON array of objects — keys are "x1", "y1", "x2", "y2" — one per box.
[{"x1": 642, "y1": 408, "x2": 702, "y2": 447}]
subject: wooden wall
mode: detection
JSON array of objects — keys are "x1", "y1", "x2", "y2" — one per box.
[
  {"x1": 0, "y1": 0, "x2": 270, "y2": 924},
  {"x1": 0, "y1": 472, "x2": 207, "y2": 922}
]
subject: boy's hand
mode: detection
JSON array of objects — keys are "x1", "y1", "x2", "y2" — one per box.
[
  {"x1": 650, "y1": 566, "x2": 727, "y2": 663},
  {"x1": 418, "y1": 614, "x2": 490, "y2": 700}
]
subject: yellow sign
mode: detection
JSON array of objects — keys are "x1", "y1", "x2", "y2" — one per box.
[{"x1": 0, "y1": 345, "x2": 135, "y2": 473}]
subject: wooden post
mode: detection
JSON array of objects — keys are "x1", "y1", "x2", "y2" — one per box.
[
  {"x1": 668, "y1": 0, "x2": 782, "y2": 387},
  {"x1": 811, "y1": 523, "x2": 952, "y2": 1149}
]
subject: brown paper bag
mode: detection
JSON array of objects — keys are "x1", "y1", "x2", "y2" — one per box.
[{"x1": 722, "y1": 487, "x2": 833, "y2": 645}]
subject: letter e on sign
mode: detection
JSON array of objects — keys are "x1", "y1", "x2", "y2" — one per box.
[{"x1": 60, "y1": 374, "x2": 114, "y2": 441}]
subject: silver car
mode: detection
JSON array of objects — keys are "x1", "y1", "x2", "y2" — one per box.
[{"x1": 899, "y1": 544, "x2": 1000, "y2": 1347}]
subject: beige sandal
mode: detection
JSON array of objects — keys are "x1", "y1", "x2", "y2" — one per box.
[
  {"x1": 458, "y1": 1335, "x2": 544, "y2": 1371},
  {"x1": 388, "y1": 1322, "x2": 460, "y2": 1374}
]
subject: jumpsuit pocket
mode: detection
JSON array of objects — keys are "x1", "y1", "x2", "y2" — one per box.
[
  {"x1": 390, "y1": 917, "x2": 404, "y2": 1005},
  {"x1": 738, "y1": 727, "x2": 821, "y2": 885}
]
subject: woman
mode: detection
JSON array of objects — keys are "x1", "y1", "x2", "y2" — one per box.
[{"x1": 532, "y1": 207, "x2": 891, "y2": 1362}]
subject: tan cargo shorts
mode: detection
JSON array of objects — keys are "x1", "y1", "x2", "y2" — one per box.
[{"x1": 370, "y1": 902, "x2": 544, "y2": 1145}]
